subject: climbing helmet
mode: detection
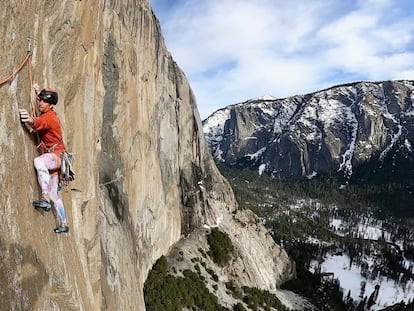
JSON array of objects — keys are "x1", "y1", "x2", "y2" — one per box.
[{"x1": 38, "y1": 88, "x2": 58, "y2": 105}]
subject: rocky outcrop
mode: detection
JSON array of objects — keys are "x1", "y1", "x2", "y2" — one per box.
[
  {"x1": 203, "y1": 81, "x2": 414, "y2": 181},
  {"x1": 0, "y1": 1, "x2": 293, "y2": 310}
]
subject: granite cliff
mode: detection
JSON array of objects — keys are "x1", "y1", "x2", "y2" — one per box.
[{"x1": 0, "y1": 1, "x2": 294, "y2": 310}]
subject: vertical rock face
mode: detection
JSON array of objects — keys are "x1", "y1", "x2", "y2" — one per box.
[{"x1": 0, "y1": 1, "x2": 293, "y2": 310}]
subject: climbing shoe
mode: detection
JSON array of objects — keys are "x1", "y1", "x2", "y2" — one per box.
[
  {"x1": 54, "y1": 226, "x2": 69, "y2": 234},
  {"x1": 32, "y1": 198, "x2": 53, "y2": 211}
]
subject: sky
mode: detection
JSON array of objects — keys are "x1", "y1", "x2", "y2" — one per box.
[{"x1": 149, "y1": 0, "x2": 414, "y2": 119}]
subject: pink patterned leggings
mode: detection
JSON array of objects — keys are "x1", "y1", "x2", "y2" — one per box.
[{"x1": 33, "y1": 153, "x2": 67, "y2": 226}]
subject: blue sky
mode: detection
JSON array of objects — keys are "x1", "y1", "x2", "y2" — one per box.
[{"x1": 150, "y1": 0, "x2": 414, "y2": 119}]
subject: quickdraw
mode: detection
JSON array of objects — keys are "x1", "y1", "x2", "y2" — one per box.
[{"x1": 59, "y1": 151, "x2": 75, "y2": 189}]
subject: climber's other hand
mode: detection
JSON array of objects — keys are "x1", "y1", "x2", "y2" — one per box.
[{"x1": 19, "y1": 109, "x2": 33, "y2": 124}]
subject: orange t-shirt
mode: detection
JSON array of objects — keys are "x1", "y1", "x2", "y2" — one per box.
[{"x1": 32, "y1": 109, "x2": 66, "y2": 155}]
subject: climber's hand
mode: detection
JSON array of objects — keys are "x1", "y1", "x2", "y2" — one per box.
[
  {"x1": 32, "y1": 83, "x2": 40, "y2": 94},
  {"x1": 19, "y1": 109, "x2": 33, "y2": 125}
]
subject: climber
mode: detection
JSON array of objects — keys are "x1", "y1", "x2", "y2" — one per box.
[{"x1": 19, "y1": 84, "x2": 69, "y2": 234}]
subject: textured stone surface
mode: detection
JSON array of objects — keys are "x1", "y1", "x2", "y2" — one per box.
[{"x1": 0, "y1": 1, "x2": 294, "y2": 310}]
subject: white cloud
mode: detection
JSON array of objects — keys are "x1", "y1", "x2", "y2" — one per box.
[{"x1": 151, "y1": 0, "x2": 414, "y2": 119}]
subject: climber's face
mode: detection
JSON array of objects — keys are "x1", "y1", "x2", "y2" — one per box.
[{"x1": 37, "y1": 98, "x2": 52, "y2": 113}]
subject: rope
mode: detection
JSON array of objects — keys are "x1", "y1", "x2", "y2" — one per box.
[
  {"x1": 0, "y1": 52, "x2": 37, "y2": 117},
  {"x1": 27, "y1": 56, "x2": 37, "y2": 117},
  {"x1": 0, "y1": 53, "x2": 31, "y2": 86}
]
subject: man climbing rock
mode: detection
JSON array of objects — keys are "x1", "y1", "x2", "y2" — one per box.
[{"x1": 19, "y1": 84, "x2": 69, "y2": 233}]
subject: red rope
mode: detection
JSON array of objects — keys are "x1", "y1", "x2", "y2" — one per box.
[
  {"x1": 0, "y1": 52, "x2": 37, "y2": 117},
  {"x1": 0, "y1": 53, "x2": 30, "y2": 86},
  {"x1": 27, "y1": 56, "x2": 37, "y2": 117}
]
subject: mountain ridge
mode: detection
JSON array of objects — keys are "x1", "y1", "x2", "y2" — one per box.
[{"x1": 203, "y1": 80, "x2": 414, "y2": 182}]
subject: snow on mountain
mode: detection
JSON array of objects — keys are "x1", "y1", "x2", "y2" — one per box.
[
  {"x1": 253, "y1": 95, "x2": 278, "y2": 101},
  {"x1": 203, "y1": 80, "x2": 414, "y2": 181}
]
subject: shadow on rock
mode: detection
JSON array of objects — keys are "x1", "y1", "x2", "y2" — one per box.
[{"x1": 0, "y1": 238, "x2": 49, "y2": 310}]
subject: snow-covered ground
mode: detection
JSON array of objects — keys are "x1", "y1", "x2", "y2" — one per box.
[
  {"x1": 306, "y1": 217, "x2": 414, "y2": 309},
  {"x1": 310, "y1": 253, "x2": 414, "y2": 310},
  {"x1": 330, "y1": 217, "x2": 413, "y2": 271},
  {"x1": 330, "y1": 217, "x2": 393, "y2": 243}
]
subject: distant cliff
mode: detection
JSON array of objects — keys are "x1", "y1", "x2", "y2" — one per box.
[
  {"x1": 203, "y1": 81, "x2": 414, "y2": 182},
  {"x1": 0, "y1": 1, "x2": 294, "y2": 310}
]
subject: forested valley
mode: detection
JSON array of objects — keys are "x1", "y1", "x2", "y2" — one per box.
[{"x1": 217, "y1": 163, "x2": 414, "y2": 311}]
